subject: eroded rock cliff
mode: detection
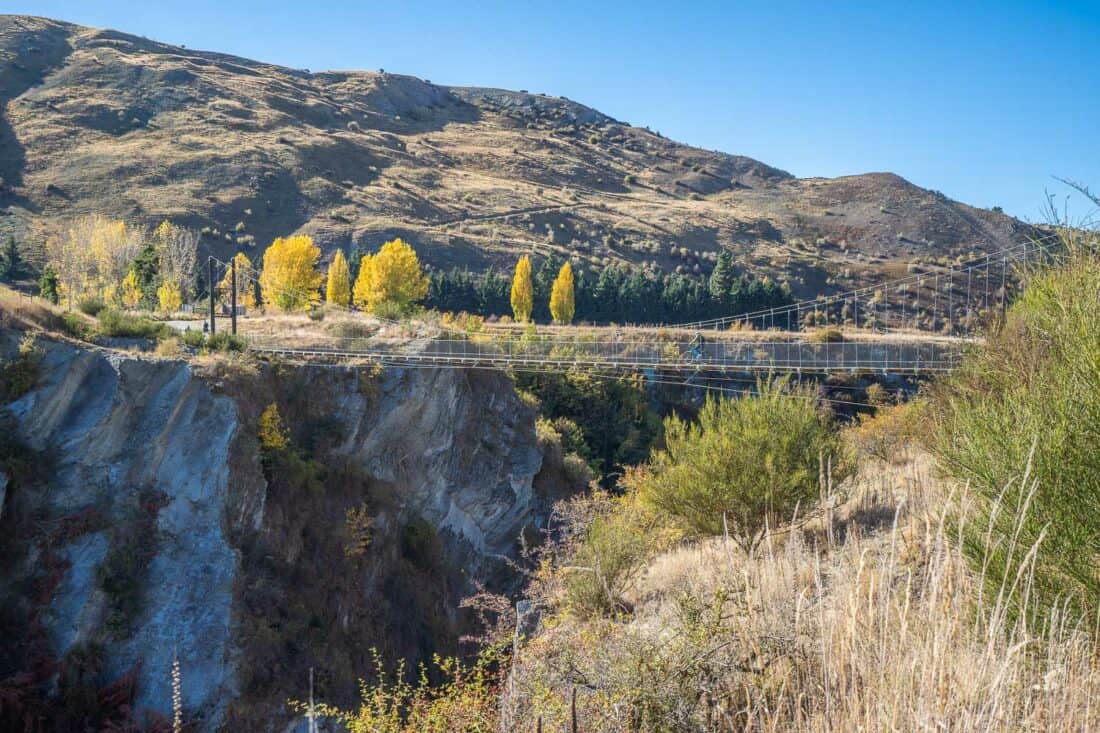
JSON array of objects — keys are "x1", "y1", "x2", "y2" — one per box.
[{"x1": 0, "y1": 331, "x2": 572, "y2": 730}]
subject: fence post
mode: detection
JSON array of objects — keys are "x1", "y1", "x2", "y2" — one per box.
[
  {"x1": 230, "y1": 256, "x2": 237, "y2": 335},
  {"x1": 571, "y1": 686, "x2": 578, "y2": 733},
  {"x1": 208, "y1": 257, "x2": 216, "y2": 336}
]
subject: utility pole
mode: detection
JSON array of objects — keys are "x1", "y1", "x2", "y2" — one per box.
[
  {"x1": 230, "y1": 256, "x2": 237, "y2": 335},
  {"x1": 208, "y1": 257, "x2": 216, "y2": 336}
]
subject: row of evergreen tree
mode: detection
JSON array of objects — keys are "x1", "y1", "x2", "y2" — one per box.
[{"x1": 426, "y1": 252, "x2": 791, "y2": 325}]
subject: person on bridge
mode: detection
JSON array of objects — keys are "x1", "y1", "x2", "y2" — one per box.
[{"x1": 687, "y1": 331, "x2": 705, "y2": 362}]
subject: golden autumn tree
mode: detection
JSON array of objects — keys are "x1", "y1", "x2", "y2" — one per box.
[
  {"x1": 258, "y1": 403, "x2": 288, "y2": 451},
  {"x1": 152, "y1": 221, "x2": 198, "y2": 302},
  {"x1": 510, "y1": 255, "x2": 534, "y2": 322},
  {"x1": 217, "y1": 252, "x2": 257, "y2": 309},
  {"x1": 259, "y1": 235, "x2": 323, "y2": 312},
  {"x1": 157, "y1": 279, "x2": 182, "y2": 314},
  {"x1": 326, "y1": 249, "x2": 352, "y2": 307},
  {"x1": 46, "y1": 215, "x2": 143, "y2": 307},
  {"x1": 120, "y1": 269, "x2": 143, "y2": 309},
  {"x1": 549, "y1": 261, "x2": 575, "y2": 325},
  {"x1": 352, "y1": 238, "x2": 428, "y2": 314}
]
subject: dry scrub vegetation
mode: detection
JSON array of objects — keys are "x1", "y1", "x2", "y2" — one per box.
[
  {"x1": 502, "y1": 453, "x2": 1100, "y2": 731},
  {"x1": 309, "y1": 230, "x2": 1100, "y2": 732},
  {"x1": 492, "y1": 229, "x2": 1100, "y2": 731}
]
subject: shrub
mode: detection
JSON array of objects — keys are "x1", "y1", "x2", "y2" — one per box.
[
  {"x1": 295, "y1": 645, "x2": 504, "y2": 732},
  {"x1": 96, "y1": 309, "x2": 170, "y2": 339},
  {"x1": 180, "y1": 328, "x2": 205, "y2": 348},
  {"x1": 205, "y1": 331, "x2": 247, "y2": 353},
  {"x1": 514, "y1": 371, "x2": 661, "y2": 483},
  {"x1": 370, "y1": 298, "x2": 409, "y2": 322},
  {"x1": 153, "y1": 336, "x2": 182, "y2": 358},
  {"x1": 77, "y1": 296, "x2": 106, "y2": 317},
  {"x1": 344, "y1": 504, "x2": 374, "y2": 559},
  {"x1": 637, "y1": 377, "x2": 848, "y2": 549},
  {"x1": 562, "y1": 452, "x2": 593, "y2": 486},
  {"x1": 0, "y1": 333, "x2": 41, "y2": 402},
  {"x1": 565, "y1": 492, "x2": 656, "y2": 617},
  {"x1": 61, "y1": 312, "x2": 95, "y2": 341},
  {"x1": 328, "y1": 320, "x2": 375, "y2": 339},
  {"x1": 98, "y1": 489, "x2": 165, "y2": 637},
  {"x1": 807, "y1": 327, "x2": 845, "y2": 343},
  {"x1": 929, "y1": 235, "x2": 1100, "y2": 622},
  {"x1": 864, "y1": 382, "x2": 893, "y2": 406},
  {"x1": 846, "y1": 400, "x2": 927, "y2": 463}
]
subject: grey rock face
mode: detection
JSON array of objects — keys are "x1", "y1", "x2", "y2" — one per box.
[
  {"x1": 1, "y1": 336, "x2": 550, "y2": 729},
  {"x1": 4, "y1": 340, "x2": 244, "y2": 725}
]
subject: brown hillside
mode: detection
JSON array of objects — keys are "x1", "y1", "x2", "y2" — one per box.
[{"x1": 0, "y1": 15, "x2": 1033, "y2": 299}]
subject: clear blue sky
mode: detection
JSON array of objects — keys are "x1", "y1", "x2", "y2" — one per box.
[{"x1": 12, "y1": 0, "x2": 1099, "y2": 220}]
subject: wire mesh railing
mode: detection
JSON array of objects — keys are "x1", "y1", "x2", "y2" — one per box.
[{"x1": 246, "y1": 332, "x2": 966, "y2": 374}]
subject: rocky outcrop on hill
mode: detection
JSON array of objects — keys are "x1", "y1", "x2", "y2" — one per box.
[{"x1": 0, "y1": 331, "x2": 571, "y2": 729}]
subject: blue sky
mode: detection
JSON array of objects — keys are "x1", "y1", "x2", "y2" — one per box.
[{"x1": 11, "y1": 0, "x2": 1099, "y2": 220}]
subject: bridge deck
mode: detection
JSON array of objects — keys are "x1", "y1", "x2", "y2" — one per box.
[{"x1": 248, "y1": 333, "x2": 969, "y2": 374}]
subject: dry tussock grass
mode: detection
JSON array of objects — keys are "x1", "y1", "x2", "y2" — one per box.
[{"x1": 504, "y1": 454, "x2": 1100, "y2": 731}]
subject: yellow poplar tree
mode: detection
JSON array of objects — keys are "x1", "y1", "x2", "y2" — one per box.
[
  {"x1": 351, "y1": 238, "x2": 428, "y2": 313},
  {"x1": 352, "y1": 253, "x2": 374, "y2": 309},
  {"x1": 549, "y1": 261, "x2": 575, "y2": 325},
  {"x1": 326, "y1": 249, "x2": 352, "y2": 307},
  {"x1": 157, "y1": 279, "x2": 182, "y2": 314},
  {"x1": 120, "y1": 270, "x2": 142, "y2": 309},
  {"x1": 217, "y1": 252, "x2": 257, "y2": 309},
  {"x1": 510, "y1": 255, "x2": 533, "y2": 322},
  {"x1": 258, "y1": 403, "x2": 288, "y2": 451},
  {"x1": 258, "y1": 235, "x2": 322, "y2": 312}
]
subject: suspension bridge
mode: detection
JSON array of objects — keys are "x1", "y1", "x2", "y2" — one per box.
[{"x1": 202, "y1": 233, "x2": 1056, "y2": 378}]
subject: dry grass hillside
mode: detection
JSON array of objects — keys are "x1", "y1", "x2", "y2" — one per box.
[{"x1": 0, "y1": 15, "x2": 1035, "y2": 299}]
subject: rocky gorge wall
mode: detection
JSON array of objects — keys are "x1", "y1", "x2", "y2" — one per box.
[{"x1": 0, "y1": 331, "x2": 572, "y2": 730}]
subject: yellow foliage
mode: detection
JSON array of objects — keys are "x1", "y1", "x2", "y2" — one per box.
[
  {"x1": 152, "y1": 220, "x2": 198, "y2": 299},
  {"x1": 326, "y1": 249, "x2": 352, "y2": 307},
  {"x1": 156, "y1": 279, "x2": 182, "y2": 314},
  {"x1": 258, "y1": 403, "x2": 288, "y2": 451},
  {"x1": 120, "y1": 270, "x2": 142, "y2": 309},
  {"x1": 259, "y1": 235, "x2": 323, "y2": 312},
  {"x1": 351, "y1": 238, "x2": 428, "y2": 313},
  {"x1": 846, "y1": 400, "x2": 929, "y2": 464},
  {"x1": 293, "y1": 646, "x2": 504, "y2": 732},
  {"x1": 510, "y1": 255, "x2": 534, "y2": 322},
  {"x1": 549, "y1": 261, "x2": 575, "y2": 325},
  {"x1": 47, "y1": 214, "x2": 144, "y2": 307},
  {"x1": 217, "y1": 252, "x2": 257, "y2": 309}
]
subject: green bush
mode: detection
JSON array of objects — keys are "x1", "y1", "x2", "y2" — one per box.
[
  {"x1": 638, "y1": 377, "x2": 848, "y2": 549},
  {"x1": 61, "y1": 312, "x2": 95, "y2": 341},
  {"x1": 565, "y1": 495, "x2": 654, "y2": 617},
  {"x1": 97, "y1": 490, "x2": 164, "y2": 637},
  {"x1": 96, "y1": 309, "x2": 170, "y2": 339},
  {"x1": 0, "y1": 333, "x2": 40, "y2": 402},
  {"x1": 328, "y1": 320, "x2": 374, "y2": 340},
  {"x1": 930, "y1": 234, "x2": 1100, "y2": 622},
  {"x1": 180, "y1": 328, "x2": 205, "y2": 348},
  {"x1": 514, "y1": 370, "x2": 662, "y2": 483},
  {"x1": 371, "y1": 299, "x2": 410, "y2": 321},
  {"x1": 206, "y1": 331, "x2": 247, "y2": 352},
  {"x1": 77, "y1": 296, "x2": 107, "y2": 317},
  {"x1": 38, "y1": 267, "x2": 60, "y2": 304},
  {"x1": 808, "y1": 327, "x2": 845, "y2": 343}
]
